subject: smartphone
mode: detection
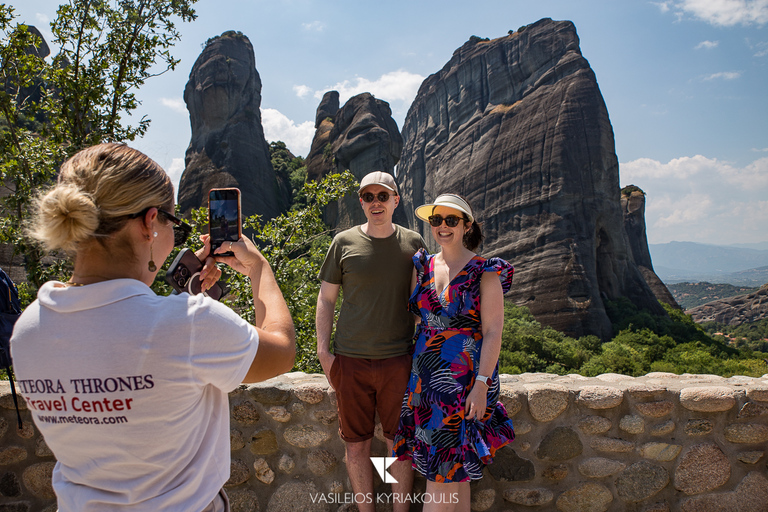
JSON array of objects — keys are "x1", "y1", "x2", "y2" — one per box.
[
  {"x1": 165, "y1": 248, "x2": 227, "y2": 301},
  {"x1": 208, "y1": 188, "x2": 242, "y2": 257}
]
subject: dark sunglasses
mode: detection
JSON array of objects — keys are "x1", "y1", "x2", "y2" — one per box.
[
  {"x1": 130, "y1": 207, "x2": 192, "y2": 247},
  {"x1": 428, "y1": 214, "x2": 465, "y2": 228},
  {"x1": 360, "y1": 191, "x2": 393, "y2": 203}
]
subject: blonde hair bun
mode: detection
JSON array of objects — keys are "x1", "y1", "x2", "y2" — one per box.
[{"x1": 32, "y1": 184, "x2": 99, "y2": 252}]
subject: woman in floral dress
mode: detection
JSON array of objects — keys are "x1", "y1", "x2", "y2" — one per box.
[{"x1": 392, "y1": 194, "x2": 515, "y2": 511}]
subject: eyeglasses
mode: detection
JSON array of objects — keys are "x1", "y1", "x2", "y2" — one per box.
[
  {"x1": 360, "y1": 191, "x2": 393, "y2": 203},
  {"x1": 428, "y1": 214, "x2": 465, "y2": 228},
  {"x1": 130, "y1": 207, "x2": 192, "y2": 247}
]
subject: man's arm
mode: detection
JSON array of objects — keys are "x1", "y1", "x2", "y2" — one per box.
[{"x1": 316, "y1": 280, "x2": 341, "y2": 383}]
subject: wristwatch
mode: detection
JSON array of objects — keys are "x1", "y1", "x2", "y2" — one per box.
[{"x1": 476, "y1": 374, "x2": 493, "y2": 387}]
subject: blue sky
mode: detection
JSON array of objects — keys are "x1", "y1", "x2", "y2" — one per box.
[{"x1": 14, "y1": 0, "x2": 768, "y2": 246}]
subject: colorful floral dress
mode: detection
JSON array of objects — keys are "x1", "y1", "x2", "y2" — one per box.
[{"x1": 392, "y1": 249, "x2": 515, "y2": 482}]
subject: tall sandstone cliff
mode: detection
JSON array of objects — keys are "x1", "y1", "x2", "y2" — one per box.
[
  {"x1": 178, "y1": 31, "x2": 289, "y2": 220},
  {"x1": 305, "y1": 92, "x2": 402, "y2": 228},
  {"x1": 397, "y1": 18, "x2": 664, "y2": 339}
]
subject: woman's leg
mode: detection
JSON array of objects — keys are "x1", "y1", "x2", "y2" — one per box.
[{"x1": 423, "y1": 480, "x2": 470, "y2": 512}]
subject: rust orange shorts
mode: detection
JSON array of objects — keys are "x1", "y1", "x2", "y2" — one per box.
[{"x1": 328, "y1": 353, "x2": 412, "y2": 443}]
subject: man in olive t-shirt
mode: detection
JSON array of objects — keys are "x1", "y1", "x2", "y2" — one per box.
[{"x1": 316, "y1": 171, "x2": 425, "y2": 512}]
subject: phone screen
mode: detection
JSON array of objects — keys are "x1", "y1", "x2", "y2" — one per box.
[{"x1": 209, "y1": 188, "x2": 241, "y2": 255}]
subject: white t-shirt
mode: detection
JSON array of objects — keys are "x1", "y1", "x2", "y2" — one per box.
[{"x1": 10, "y1": 279, "x2": 259, "y2": 511}]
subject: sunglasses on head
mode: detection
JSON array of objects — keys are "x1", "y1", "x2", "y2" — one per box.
[
  {"x1": 428, "y1": 214, "x2": 465, "y2": 228},
  {"x1": 360, "y1": 191, "x2": 392, "y2": 203},
  {"x1": 130, "y1": 207, "x2": 192, "y2": 247}
]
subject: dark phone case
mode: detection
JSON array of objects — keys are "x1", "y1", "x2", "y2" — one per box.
[
  {"x1": 209, "y1": 188, "x2": 242, "y2": 257},
  {"x1": 165, "y1": 248, "x2": 227, "y2": 301}
]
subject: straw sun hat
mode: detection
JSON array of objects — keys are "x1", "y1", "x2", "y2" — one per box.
[{"x1": 414, "y1": 194, "x2": 474, "y2": 224}]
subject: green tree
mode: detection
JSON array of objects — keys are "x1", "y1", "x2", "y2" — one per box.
[{"x1": 0, "y1": 1, "x2": 197, "y2": 290}]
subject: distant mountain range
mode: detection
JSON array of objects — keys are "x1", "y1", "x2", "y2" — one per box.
[{"x1": 650, "y1": 242, "x2": 768, "y2": 286}]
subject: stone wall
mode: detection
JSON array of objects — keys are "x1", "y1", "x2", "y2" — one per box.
[{"x1": 2, "y1": 372, "x2": 768, "y2": 511}]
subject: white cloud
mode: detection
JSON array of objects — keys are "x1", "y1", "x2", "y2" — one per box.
[
  {"x1": 702, "y1": 71, "x2": 741, "y2": 80},
  {"x1": 261, "y1": 108, "x2": 315, "y2": 157},
  {"x1": 317, "y1": 70, "x2": 425, "y2": 104},
  {"x1": 749, "y1": 40, "x2": 768, "y2": 57},
  {"x1": 620, "y1": 155, "x2": 768, "y2": 244},
  {"x1": 652, "y1": 1, "x2": 673, "y2": 13},
  {"x1": 694, "y1": 40, "x2": 719, "y2": 49},
  {"x1": 302, "y1": 21, "x2": 326, "y2": 32},
  {"x1": 160, "y1": 97, "x2": 187, "y2": 114},
  {"x1": 675, "y1": 0, "x2": 768, "y2": 26},
  {"x1": 752, "y1": 147, "x2": 768, "y2": 152},
  {"x1": 293, "y1": 84, "x2": 312, "y2": 98},
  {"x1": 167, "y1": 158, "x2": 185, "y2": 193}
]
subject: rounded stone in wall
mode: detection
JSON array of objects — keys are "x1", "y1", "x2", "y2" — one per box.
[
  {"x1": 250, "y1": 430, "x2": 279, "y2": 455},
  {"x1": 293, "y1": 384, "x2": 325, "y2": 404},
  {"x1": 0, "y1": 470, "x2": 21, "y2": 497},
  {"x1": 536, "y1": 427, "x2": 583, "y2": 461},
  {"x1": 577, "y1": 415, "x2": 612, "y2": 435},
  {"x1": 555, "y1": 482, "x2": 612, "y2": 512},
  {"x1": 577, "y1": 386, "x2": 624, "y2": 409},
  {"x1": 650, "y1": 420, "x2": 675, "y2": 437},
  {"x1": 542, "y1": 464, "x2": 568, "y2": 481},
  {"x1": 15, "y1": 423, "x2": 34, "y2": 439},
  {"x1": 684, "y1": 419, "x2": 713, "y2": 436},
  {"x1": 0, "y1": 446, "x2": 27, "y2": 466},
  {"x1": 470, "y1": 488, "x2": 496, "y2": 510},
  {"x1": 679, "y1": 387, "x2": 736, "y2": 412},
  {"x1": 503, "y1": 487, "x2": 553, "y2": 506},
  {"x1": 724, "y1": 423, "x2": 768, "y2": 444},
  {"x1": 307, "y1": 449, "x2": 337, "y2": 475},
  {"x1": 486, "y1": 446, "x2": 535, "y2": 482},
  {"x1": 22, "y1": 462, "x2": 56, "y2": 500},
  {"x1": 226, "y1": 459, "x2": 250, "y2": 487},
  {"x1": 590, "y1": 437, "x2": 634, "y2": 453},
  {"x1": 283, "y1": 424, "x2": 331, "y2": 448},
  {"x1": 267, "y1": 482, "x2": 326, "y2": 512},
  {"x1": 674, "y1": 443, "x2": 731, "y2": 495},
  {"x1": 278, "y1": 454, "x2": 295, "y2": 474},
  {"x1": 736, "y1": 451, "x2": 764, "y2": 464},
  {"x1": 231, "y1": 428, "x2": 246, "y2": 451},
  {"x1": 615, "y1": 461, "x2": 669, "y2": 503},
  {"x1": 312, "y1": 409, "x2": 338, "y2": 425},
  {"x1": 640, "y1": 442, "x2": 682, "y2": 462},
  {"x1": 227, "y1": 488, "x2": 260, "y2": 512},
  {"x1": 619, "y1": 415, "x2": 644, "y2": 434},
  {"x1": 525, "y1": 384, "x2": 569, "y2": 422},
  {"x1": 249, "y1": 383, "x2": 291, "y2": 406},
  {"x1": 635, "y1": 400, "x2": 674, "y2": 418},
  {"x1": 266, "y1": 406, "x2": 291, "y2": 423},
  {"x1": 498, "y1": 388, "x2": 523, "y2": 416},
  {"x1": 34, "y1": 438, "x2": 53, "y2": 458},
  {"x1": 578, "y1": 457, "x2": 626, "y2": 478},
  {"x1": 232, "y1": 401, "x2": 260, "y2": 424},
  {"x1": 746, "y1": 386, "x2": 768, "y2": 402},
  {"x1": 253, "y1": 458, "x2": 275, "y2": 484}
]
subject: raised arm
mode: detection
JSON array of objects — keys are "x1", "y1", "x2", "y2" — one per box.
[{"x1": 214, "y1": 236, "x2": 296, "y2": 383}]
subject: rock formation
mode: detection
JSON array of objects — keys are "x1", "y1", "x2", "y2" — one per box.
[
  {"x1": 178, "y1": 31, "x2": 289, "y2": 221},
  {"x1": 396, "y1": 18, "x2": 664, "y2": 339},
  {"x1": 688, "y1": 284, "x2": 768, "y2": 325},
  {"x1": 306, "y1": 92, "x2": 402, "y2": 229},
  {"x1": 621, "y1": 185, "x2": 680, "y2": 310}
]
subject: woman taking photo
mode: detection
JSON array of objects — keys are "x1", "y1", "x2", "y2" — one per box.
[
  {"x1": 392, "y1": 193, "x2": 515, "y2": 511},
  {"x1": 10, "y1": 143, "x2": 295, "y2": 511}
]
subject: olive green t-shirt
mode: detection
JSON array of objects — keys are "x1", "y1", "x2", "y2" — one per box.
[{"x1": 318, "y1": 224, "x2": 426, "y2": 359}]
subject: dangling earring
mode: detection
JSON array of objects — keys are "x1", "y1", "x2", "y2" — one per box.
[{"x1": 148, "y1": 232, "x2": 158, "y2": 272}]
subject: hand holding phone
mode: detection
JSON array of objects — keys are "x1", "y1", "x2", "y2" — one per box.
[
  {"x1": 166, "y1": 248, "x2": 227, "y2": 301},
  {"x1": 209, "y1": 188, "x2": 242, "y2": 257}
]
